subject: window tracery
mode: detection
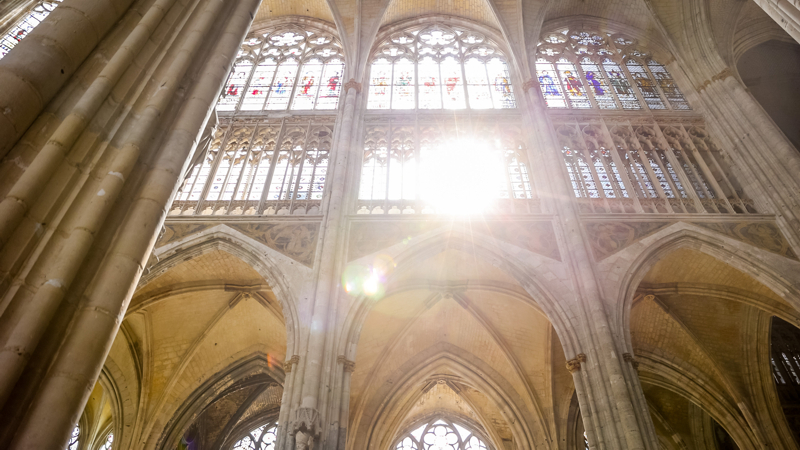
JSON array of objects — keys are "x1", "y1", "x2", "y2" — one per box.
[
  {"x1": 356, "y1": 117, "x2": 536, "y2": 215},
  {"x1": 394, "y1": 419, "x2": 491, "y2": 450},
  {"x1": 535, "y1": 29, "x2": 689, "y2": 111},
  {"x1": 231, "y1": 423, "x2": 277, "y2": 450},
  {"x1": 554, "y1": 120, "x2": 754, "y2": 214},
  {"x1": 367, "y1": 23, "x2": 516, "y2": 110},
  {"x1": 0, "y1": 0, "x2": 62, "y2": 59},
  {"x1": 218, "y1": 26, "x2": 344, "y2": 112},
  {"x1": 172, "y1": 118, "x2": 332, "y2": 216},
  {"x1": 65, "y1": 425, "x2": 79, "y2": 450}
]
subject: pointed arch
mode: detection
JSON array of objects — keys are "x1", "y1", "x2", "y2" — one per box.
[{"x1": 617, "y1": 228, "x2": 800, "y2": 352}]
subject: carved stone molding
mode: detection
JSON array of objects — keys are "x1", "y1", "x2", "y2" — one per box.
[
  {"x1": 584, "y1": 221, "x2": 673, "y2": 260},
  {"x1": 522, "y1": 78, "x2": 537, "y2": 92},
  {"x1": 290, "y1": 407, "x2": 321, "y2": 450},
  {"x1": 566, "y1": 353, "x2": 587, "y2": 373},
  {"x1": 622, "y1": 352, "x2": 640, "y2": 369},
  {"x1": 345, "y1": 78, "x2": 362, "y2": 93},
  {"x1": 229, "y1": 222, "x2": 320, "y2": 266},
  {"x1": 337, "y1": 355, "x2": 356, "y2": 373},
  {"x1": 284, "y1": 355, "x2": 300, "y2": 373}
]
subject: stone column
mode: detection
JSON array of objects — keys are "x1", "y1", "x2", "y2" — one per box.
[
  {"x1": 0, "y1": 0, "x2": 136, "y2": 159},
  {"x1": 284, "y1": 80, "x2": 361, "y2": 450},
  {"x1": 0, "y1": 0, "x2": 180, "y2": 410},
  {"x1": 522, "y1": 81, "x2": 658, "y2": 450},
  {"x1": 4, "y1": 0, "x2": 260, "y2": 448}
]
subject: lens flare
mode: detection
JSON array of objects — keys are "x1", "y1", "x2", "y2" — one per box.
[
  {"x1": 341, "y1": 254, "x2": 396, "y2": 299},
  {"x1": 420, "y1": 138, "x2": 506, "y2": 215}
]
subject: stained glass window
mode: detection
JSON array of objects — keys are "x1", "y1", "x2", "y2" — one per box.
[
  {"x1": 0, "y1": 0, "x2": 62, "y2": 59},
  {"x1": 218, "y1": 27, "x2": 344, "y2": 112},
  {"x1": 535, "y1": 29, "x2": 690, "y2": 111},
  {"x1": 172, "y1": 119, "x2": 332, "y2": 216},
  {"x1": 98, "y1": 433, "x2": 113, "y2": 450},
  {"x1": 65, "y1": 425, "x2": 79, "y2": 450},
  {"x1": 367, "y1": 23, "x2": 516, "y2": 110},
  {"x1": 232, "y1": 423, "x2": 277, "y2": 450},
  {"x1": 394, "y1": 419, "x2": 491, "y2": 450}
]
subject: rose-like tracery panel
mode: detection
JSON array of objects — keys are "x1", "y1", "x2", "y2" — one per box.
[
  {"x1": 231, "y1": 423, "x2": 278, "y2": 450},
  {"x1": 395, "y1": 419, "x2": 491, "y2": 450},
  {"x1": 218, "y1": 26, "x2": 344, "y2": 112},
  {"x1": 367, "y1": 23, "x2": 516, "y2": 110}
]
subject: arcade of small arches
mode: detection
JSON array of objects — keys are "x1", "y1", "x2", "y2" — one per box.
[{"x1": 0, "y1": 1, "x2": 799, "y2": 450}]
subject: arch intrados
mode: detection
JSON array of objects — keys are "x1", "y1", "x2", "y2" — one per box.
[
  {"x1": 389, "y1": 231, "x2": 578, "y2": 350},
  {"x1": 248, "y1": 15, "x2": 339, "y2": 38},
  {"x1": 219, "y1": 408, "x2": 280, "y2": 450},
  {"x1": 540, "y1": 15, "x2": 674, "y2": 63},
  {"x1": 352, "y1": 348, "x2": 538, "y2": 450},
  {"x1": 618, "y1": 230, "x2": 800, "y2": 352},
  {"x1": 141, "y1": 232, "x2": 299, "y2": 354},
  {"x1": 638, "y1": 372, "x2": 758, "y2": 449},
  {"x1": 155, "y1": 355, "x2": 283, "y2": 450}
]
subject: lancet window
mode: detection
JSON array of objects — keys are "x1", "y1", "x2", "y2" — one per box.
[
  {"x1": 171, "y1": 118, "x2": 332, "y2": 216},
  {"x1": 217, "y1": 26, "x2": 344, "y2": 112},
  {"x1": 231, "y1": 423, "x2": 277, "y2": 450},
  {"x1": 367, "y1": 23, "x2": 516, "y2": 110},
  {"x1": 0, "y1": 0, "x2": 62, "y2": 59},
  {"x1": 65, "y1": 425, "x2": 79, "y2": 450},
  {"x1": 554, "y1": 119, "x2": 755, "y2": 214},
  {"x1": 356, "y1": 117, "x2": 536, "y2": 215},
  {"x1": 394, "y1": 419, "x2": 492, "y2": 450},
  {"x1": 535, "y1": 29, "x2": 689, "y2": 111},
  {"x1": 98, "y1": 433, "x2": 114, "y2": 450}
]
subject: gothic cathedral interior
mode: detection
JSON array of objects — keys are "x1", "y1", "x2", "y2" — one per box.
[{"x1": 1, "y1": 0, "x2": 800, "y2": 449}]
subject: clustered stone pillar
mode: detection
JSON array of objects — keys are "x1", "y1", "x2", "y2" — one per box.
[
  {"x1": 753, "y1": 0, "x2": 800, "y2": 42},
  {"x1": 521, "y1": 81, "x2": 659, "y2": 450},
  {"x1": 281, "y1": 79, "x2": 362, "y2": 450},
  {"x1": 0, "y1": 0, "x2": 261, "y2": 448}
]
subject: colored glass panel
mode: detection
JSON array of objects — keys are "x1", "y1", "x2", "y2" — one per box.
[
  {"x1": 487, "y1": 58, "x2": 515, "y2": 109},
  {"x1": 393, "y1": 59, "x2": 416, "y2": 109},
  {"x1": 316, "y1": 61, "x2": 343, "y2": 109},
  {"x1": 418, "y1": 57, "x2": 442, "y2": 109},
  {"x1": 536, "y1": 60, "x2": 567, "y2": 108},
  {"x1": 626, "y1": 59, "x2": 665, "y2": 109},
  {"x1": 441, "y1": 57, "x2": 466, "y2": 109},
  {"x1": 0, "y1": 1, "x2": 61, "y2": 59},
  {"x1": 266, "y1": 61, "x2": 299, "y2": 110},
  {"x1": 556, "y1": 59, "x2": 591, "y2": 108},
  {"x1": 647, "y1": 59, "x2": 690, "y2": 110},
  {"x1": 580, "y1": 58, "x2": 617, "y2": 109},
  {"x1": 240, "y1": 58, "x2": 276, "y2": 111},
  {"x1": 602, "y1": 60, "x2": 640, "y2": 110},
  {"x1": 218, "y1": 59, "x2": 253, "y2": 111},
  {"x1": 291, "y1": 60, "x2": 324, "y2": 110}
]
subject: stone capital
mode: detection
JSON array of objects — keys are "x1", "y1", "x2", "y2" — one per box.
[
  {"x1": 566, "y1": 353, "x2": 586, "y2": 373},
  {"x1": 338, "y1": 355, "x2": 356, "y2": 372},
  {"x1": 522, "y1": 78, "x2": 538, "y2": 92},
  {"x1": 622, "y1": 352, "x2": 640, "y2": 369},
  {"x1": 345, "y1": 78, "x2": 362, "y2": 93},
  {"x1": 284, "y1": 355, "x2": 300, "y2": 373}
]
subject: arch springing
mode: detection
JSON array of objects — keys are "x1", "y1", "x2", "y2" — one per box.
[
  {"x1": 231, "y1": 423, "x2": 278, "y2": 450},
  {"x1": 367, "y1": 23, "x2": 516, "y2": 110},
  {"x1": 536, "y1": 29, "x2": 689, "y2": 111},
  {"x1": 395, "y1": 419, "x2": 491, "y2": 450},
  {"x1": 0, "y1": 0, "x2": 62, "y2": 59},
  {"x1": 218, "y1": 26, "x2": 344, "y2": 112}
]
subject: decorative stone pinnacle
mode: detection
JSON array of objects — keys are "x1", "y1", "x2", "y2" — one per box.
[
  {"x1": 345, "y1": 78, "x2": 362, "y2": 93},
  {"x1": 285, "y1": 355, "x2": 300, "y2": 373}
]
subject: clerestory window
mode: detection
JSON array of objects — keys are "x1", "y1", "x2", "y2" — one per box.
[
  {"x1": 367, "y1": 23, "x2": 516, "y2": 110},
  {"x1": 218, "y1": 26, "x2": 344, "y2": 112},
  {"x1": 535, "y1": 30, "x2": 689, "y2": 111},
  {"x1": 232, "y1": 423, "x2": 277, "y2": 450},
  {"x1": 394, "y1": 419, "x2": 491, "y2": 450},
  {"x1": 0, "y1": 0, "x2": 62, "y2": 59},
  {"x1": 65, "y1": 425, "x2": 79, "y2": 450},
  {"x1": 98, "y1": 433, "x2": 113, "y2": 450}
]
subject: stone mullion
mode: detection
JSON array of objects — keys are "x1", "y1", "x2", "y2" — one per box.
[
  {"x1": 523, "y1": 84, "x2": 654, "y2": 450},
  {"x1": 256, "y1": 119, "x2": 289, "y2": 214},
  {"x1": 574, "y1": 124, "x2": 611, "y2": 213},
  {"x1": 225, "y1": 125, "x2": 260, "y2": 214},
  {"x1": 195, "y1": 122, "x2": 235, "y2": 214},
  {"x1": 628, "y1": 125, "x2": 674, "y2": 213},
  {"x1": 701, "y1": 143, "x2": 747, "y2": 212},
  {"x1": 649, "y1": 124, "x2": 699, "y2": 212},
  {"x1": 287, "y1": 122, "x2": 314, "y2": 213},
  {"x1": 4, "y1": 0, "x2": 259, "y2": 448},
  {"x1": 677, "y1": 123, "x2": 734, "y2": 213},
  {"x1": 643, "y1": 131, "x2": 689, "y2": 213},
  {"x1": 600, "y1": 120, "x2": 644, "y2": 213}
]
